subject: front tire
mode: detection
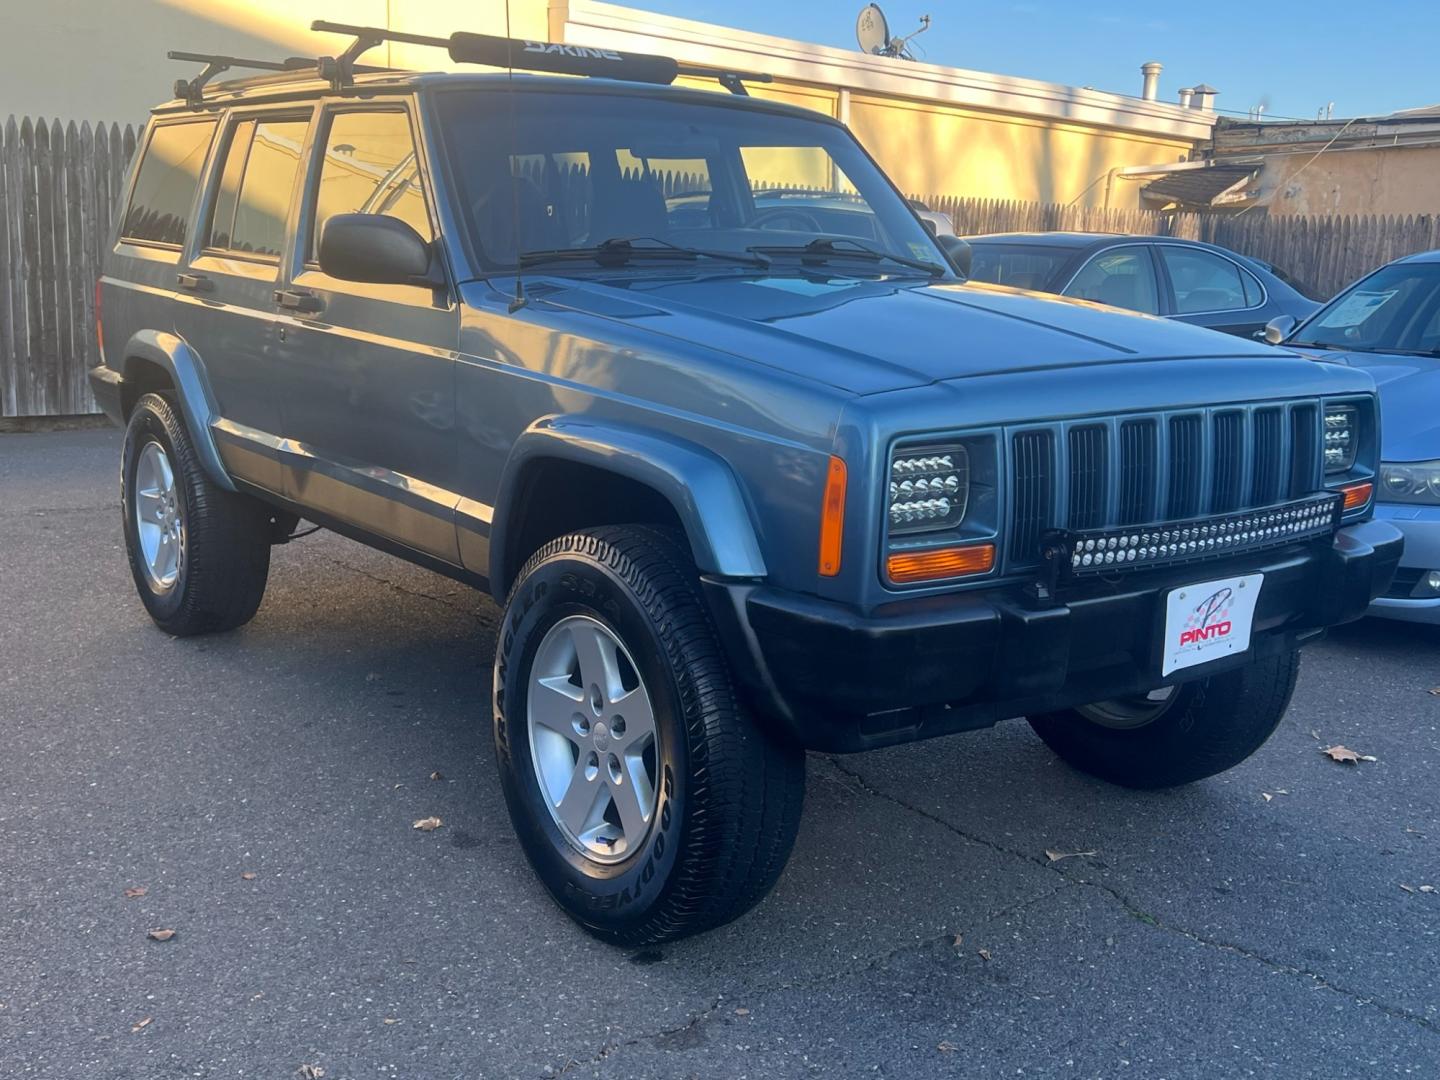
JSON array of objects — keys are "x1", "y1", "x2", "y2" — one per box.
[
  {"x1": 121, "y1": 393, "x2": 272, "y2": 636},
  {"x1": 1027, "y1": 650, "x2": 1301, "y2": 789},
  {"x1": 493, "y1": 525, "x2": 805, "y2": 945}
]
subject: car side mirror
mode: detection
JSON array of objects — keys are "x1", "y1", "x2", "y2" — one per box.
[
  {"x1": 1262, "y1": 314, "x2": 1297, "y2": 345},
  {"x1": 921, "y1": 218, "x2": 938, "y2": 236},
  {"x1": 319, "y1": 213, "x2": 442, "y2": 287},
  {"x1": 936, "y1": 234, "x2": 972, "y2": 278}
]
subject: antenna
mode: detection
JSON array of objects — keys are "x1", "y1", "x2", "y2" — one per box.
[{"x1": 855, "y1": 6, "x2": 931, "y2": 61}]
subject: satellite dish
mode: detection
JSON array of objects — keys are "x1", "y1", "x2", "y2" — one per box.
[{"x1": 856, "y1": 4, "x2": 890, "y2": 55}]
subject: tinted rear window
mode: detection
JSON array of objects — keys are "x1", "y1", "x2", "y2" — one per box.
[
  {"x1": 206, "y1": 117, "x2": 309, "y2": 260},
  {"x1": 122, "y1": 120, "x2": 217, "y2": 246},
  {"x1": 967, "y1": 244, "x2": 1072, "y2": 291}
]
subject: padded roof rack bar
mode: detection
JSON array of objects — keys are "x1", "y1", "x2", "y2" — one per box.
[{"x1": 310, "y1": 20, "x2": 771, "y2": 95}]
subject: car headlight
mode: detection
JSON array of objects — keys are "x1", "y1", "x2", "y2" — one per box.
[
  {"x1": 1379, "y1": 460, "x2": 1440, "y2": 505},
  {"x1": 1324, "y1": 405, "x2": 1358, "y2": 473},
  {"x1": 889, "y1": 446, "x2": 968, "y2": 534}
]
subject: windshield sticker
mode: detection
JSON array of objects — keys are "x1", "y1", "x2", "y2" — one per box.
[{"x1": 1316, "y1": 288, "x2": 1398, "y2": 329}]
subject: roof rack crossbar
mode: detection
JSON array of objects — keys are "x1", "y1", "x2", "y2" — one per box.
[
  {"x1": 309, "y1": 19, "x2": 771, "y2": 95},
  {"x1": 167, "y1": 50, "x2": 313, "y2": 105}
]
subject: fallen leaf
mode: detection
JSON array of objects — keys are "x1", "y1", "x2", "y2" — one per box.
[
  {"x1": 1275, "y1": 789, "x2": 1290, "y2": 795},
  {"x1": 1401, "y1": 884, "x2": 1416, "y2": 893},
  {"x1": 131, "y1": 1017, "x2": 152, "y2": 1033},
  {"x1": 1045, "y1": 848, "x2": 1098, "y2": 862},
  {"x1": 978, "y1": 948, "x2": 992, "y2": 962},
  {"x1": 429, "y1": 771, "x2": 444, "y2": 782},
  {"x1": 733, "y1": 1007, "x2": 750, "y2": 1016},
  {"x1": 240, "y1": 872, "x2": 257, "y2": 881},
  {"x1": 1310, "y1": 729, "x2": 1321, "y2": 740},
  {"x1": 1262, "y1": 793, "x2": 1273, "y2": 802},
  {"x1": 297, "y1": 1067, "x2": 325, "y2": 1080},
  {"x1": 951, "y1": 933, "x2": 964, "y2": 948},
  {"x1": 412, "y1": 816, "x2": 443, "y2": 832},
  {"x1": 123, "y1": 886, "x2": 147, "y2": 899},
  {"x1": 1427, "y1": 687, "x2": 1440, "y2": 696},
  {"x1": 1421, "y1": 885, "x2": 1437, "y2": 894},
  {"x1": 1359, "y1": 754, "x2": 1378, "y2": 762},
  {"x1": 383, "y1": 1017, "x2": 399, "y2": 1025},
  {"x1": 1321, "y1": 745, "x2": 1364, "y2": 764},
  {"x1": 937, "y1": 1041, "x2": 959, "y2": 1053},
  {"x1": 147, "y1": 928, "x2": 176, "y2": 942}
]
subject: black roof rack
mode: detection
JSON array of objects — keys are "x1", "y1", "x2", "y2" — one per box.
[
  {"x1": 310, "y1": 19, "x2": 772, "y2": 95},
  {"x1": 167, "y1": 50, "x2": 392, "y2": 105}
]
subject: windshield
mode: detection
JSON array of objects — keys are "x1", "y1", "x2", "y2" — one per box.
[
  {"x1": 433, "y1": 88, "x2": 945, "y2": 274},
  {"x1": 965, "y1": 244, "x2": 1074, "y2": 291},
  {"x1": 1292, "y1": 262, "x2": 1440, "y2": 353}
]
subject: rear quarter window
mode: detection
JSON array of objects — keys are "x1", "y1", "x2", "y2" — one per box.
[{"x1": 122, "y1": 120, "x2": 217, "y2": 247}]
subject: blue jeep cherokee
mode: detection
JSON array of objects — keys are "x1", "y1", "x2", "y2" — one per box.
[{"x1": 90, "y1": 24, "x2": 1402, "y2": 944}]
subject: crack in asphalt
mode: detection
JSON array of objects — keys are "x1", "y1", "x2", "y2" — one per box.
[
  {"x1": 826, "y1": 755, "x2": 1440, "y2": 1037},
  {"x1": 320, "y1": 555, "x2": 495, "y2": 625},
  {"x1": 552, "y1": 995, "x2": 725, "y2": 1077}
]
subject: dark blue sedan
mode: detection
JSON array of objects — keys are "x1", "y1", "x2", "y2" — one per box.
[
  {"x1": 1273, "y1": 250, "x2": 1440, "y2": 623},
  {"x1": 963, "y1": 232, "x2": 1318, "y2": 339}
]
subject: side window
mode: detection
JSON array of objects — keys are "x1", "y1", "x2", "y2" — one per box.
[
  {"x1": 1160, "y1": 247, "x2": 1253, "y2": 313},
  {"x1": 206, "y1": 117, "x2": 309, "y2": 260},
  {"x1": 121, "y1": 120, "x2": 217, "y2": 247},
  {"x1": 311, "y1": 110, "x2": 432, "y2": 259},
  {"x1": 1064, "y1": 248, "x2": 1159, "y2": 315}
]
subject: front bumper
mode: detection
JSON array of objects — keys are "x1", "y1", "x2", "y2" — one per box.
[
  {"x1": 1368, "y1": 503, "x2": 1440, "y2": 624},
  {"x1": 709, "y1": 519, "x2": 1403, "y2": 752}
]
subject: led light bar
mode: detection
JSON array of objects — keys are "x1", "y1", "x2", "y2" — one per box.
[{"x1": 1049, "y1": 492, "x2": 1342, "y2": 578}]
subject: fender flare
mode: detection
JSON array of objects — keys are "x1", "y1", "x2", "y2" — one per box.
[
  {"x1": 120, "y1": 329, "x2": 235, "y2": 491},
  {"x1": 490, "y1": 416, "x2": 768, "y2": 594}
]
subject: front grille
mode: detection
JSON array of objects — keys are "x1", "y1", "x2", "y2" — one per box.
[{"x1": 1009, "y1": 401, "x2": 1328, "y2": 569}]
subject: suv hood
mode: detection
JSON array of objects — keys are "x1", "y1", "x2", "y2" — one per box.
[
  {"x1": 1294, "y1": 348, "x2": 1440, "y2": 461},
  {"x1": 534, "y1": 274, "x2": 1293, "y2": 394}
]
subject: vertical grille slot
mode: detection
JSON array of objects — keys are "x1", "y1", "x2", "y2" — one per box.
[
  {"x1": 1067, "y1": 425, "x2": 1108, "y2": 530},
  {"x1": 1211, "y1": 410, "x2": 1245, "y2": 512},
  {"x1": 1011, "y1": 430, "x2": 1054, "y2": 564},
  {"x1": 1166, "y1": 414, "x2": 1203, "y2": 519},
  {"x1": 1289, "y1": 404, "x2": 1319, "y2": 496},
  {"x1": 1118, "y1": 420, "x2": 1157, "y2": 525},
  {"x1": 1251, "y1": 408, "x2": 1284, "y2": 505}
]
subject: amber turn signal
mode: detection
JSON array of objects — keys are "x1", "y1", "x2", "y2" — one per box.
[
  {"x1": 1340, "y1": 481, "x2": 1373, "y2": 511},
  {"x1": 818, "y1": 455, "x2": 847, "y2": 577},
  {"x1": 887, "y1": 543, "x2": 995, "y2": 584}
]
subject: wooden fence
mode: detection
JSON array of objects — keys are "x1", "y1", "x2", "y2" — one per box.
[
  {"x1": 0, "y1": 116, "x2": 137, "y2": 418},
  {"x1": 922, "y1": 194, "x2": 1440, "y2": 301},
  {"x1": 4, "y1": 116, "x2": 1440, "y2": 417}
]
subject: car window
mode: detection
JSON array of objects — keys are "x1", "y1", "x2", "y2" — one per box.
[
  {"x1": 121, "y1": 120, "x2": 217, "y2": 247},
  {"x1": 310, "y1": 110, "x2": 432, "y2": 260},
  {"x1": 967, "y1": 245, "x2": 1072, "y2": 291},
  {"x1": 1064, "y1": 248, "x2": 1159, "y2": 314},
  {"x1": 1293, "y1": 263, "x2": 1440, "y2": 351},
  {"x1": 434, "y1": 90, "x2": 942, "y2": 271},
  {"x1": 207, "y1": 117, "x2": 309, "y2": 260},
  {"x1": 1159, "y1": 246, "x2": 1256, "y2": 313}
]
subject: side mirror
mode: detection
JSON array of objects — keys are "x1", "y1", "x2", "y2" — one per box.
[
  {"x1": 1262, "y1": 314, "x2": 1297, "y2": 345},
  {"x1": 936, "y1": 234, "x2": 972, "y2": 278},
  {"x1": 921, "y1": 218, "x2": 938, "y2": 236},
  {"x1": 318, "y1": 213, "x2": 442, "y2": 287}
]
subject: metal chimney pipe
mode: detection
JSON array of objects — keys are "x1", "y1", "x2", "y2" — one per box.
[
  {"x1": 1141, "y1": 61, "x2": 1162, "y2": 101},
  {"x1": 1177, "y1": 86, "x2": 1194, "y2": 108}
]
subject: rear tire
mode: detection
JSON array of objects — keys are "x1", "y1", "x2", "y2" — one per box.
[
  {"x1": 493, "y1": 525, "x2": 805, "y2": 945},
  {"x1": 1027, "y1": 651, "x2": 1301, "y2": 789},
  {"x1": 121, "y1": 393, "x2": 272, "y2": 636}
]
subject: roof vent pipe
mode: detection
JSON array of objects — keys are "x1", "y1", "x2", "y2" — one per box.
[
  {"x1": 1141, "y1": 61, "x2": 1162, "y2": 101},
  {"x1": 1177, "y1": 86, "x2": 1194, "y2": 108}
]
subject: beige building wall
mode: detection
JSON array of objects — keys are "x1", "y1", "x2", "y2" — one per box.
[
  {"x1": 2, "y1": 0, "x2": 1210, "y2": 210},
  {"x1": 1256, "y1": 146, "x2": 1440, "y2": 216}
]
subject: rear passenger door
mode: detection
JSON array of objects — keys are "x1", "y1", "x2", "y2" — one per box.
[
  {"x1": 1155, "y1": 243, "x2": 1268, "y2": 338},
  {"x1": 273, "y1": 104, "x2": 461, "y2": 564},
  {"x1": 174, "y1": 109, "x2": 313, "y2": 493},
  {"x1": 1061, "y1": 245, "x2": 1161, "y2": 315}
]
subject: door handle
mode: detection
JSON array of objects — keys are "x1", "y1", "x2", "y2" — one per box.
[
  {"x1": 176, "y1": 272, "x2": 212, "y2": 292},
  {"x1": 274, "y1": 289, "x2": 323, "y2": 314}
]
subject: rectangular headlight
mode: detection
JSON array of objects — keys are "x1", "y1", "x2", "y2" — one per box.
[
  {"x1": 889, "y1": 446, "x2": 968, "y2": 534},
  {"x1": 1324, "y1": 405, "x2": 1357, "y2": 473},
  {"x1": 1380, "y1": 461, "x2": 1440, "y2": 505}
]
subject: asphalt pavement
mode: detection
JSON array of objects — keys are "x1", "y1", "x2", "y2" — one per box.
[{"x1": 2, "y1": 428, "x2": 1437, "y2": 1080}]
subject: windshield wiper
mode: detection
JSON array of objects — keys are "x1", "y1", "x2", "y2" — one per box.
[
  {"x1": 519, "y1": 236, "x2": 770, "y2": 270},
  {"x1": 747, "y1": 236, "x2": 945, "y2": 277},
  {"x1": 1289, "y1": 340, "x2": 1440, "y2": 357},
  {"x1": 1285, "y1": 340, "x2": 1351, "y2": 351}
]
